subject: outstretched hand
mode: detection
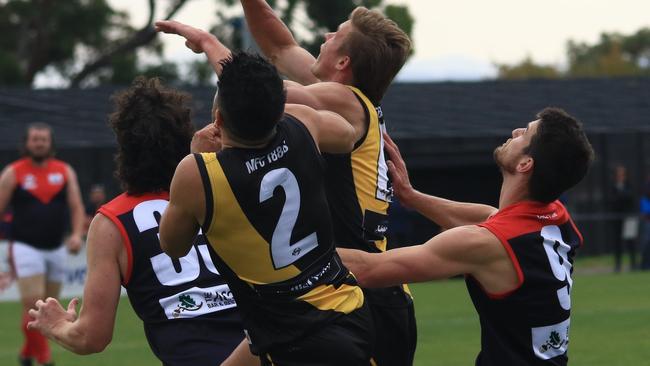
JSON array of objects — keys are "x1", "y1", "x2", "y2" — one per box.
[
  {"x1": 155, "y1": 20, "x2": 231, "y2": 76},
  {"x1": 28, "y1": 297, "x2": 79, "y2": 337},
  {"x1": 383, "y1": 131, "x2": 415, "y2": 207},
  {"x1": 155, "y1": 20, "x2": 216, "y2": 54}
]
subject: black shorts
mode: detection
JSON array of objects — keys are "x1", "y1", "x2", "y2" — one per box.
[
  {"x1": 144, "y1": 309, "x2": 244, "y2": 366},
  {"x1": 260, "y1": 301, "x2": 375, "y2": 366},
  {"x1": 364, "y1": 286, "x2": 417, "y2": 366}
]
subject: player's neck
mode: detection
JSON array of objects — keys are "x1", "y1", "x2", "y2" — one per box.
[
  {"x1": 221, "y1": 129, "x2": 276, "y2": 150},
  {"x1": 28, "y1": 157, "x2": 49, "y2": 167},
  {"x1": 498, "y1": 175, "x2": 531, "y2": 209},
  {"x1": 320, "y1": 70, "x2": 353, "y2": 86}
]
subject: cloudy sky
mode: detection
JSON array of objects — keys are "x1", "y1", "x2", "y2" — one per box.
[{"x1": 91, "y1": 0, "x2": 650, "y2": 81}]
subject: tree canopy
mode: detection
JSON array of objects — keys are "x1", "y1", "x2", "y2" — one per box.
[
  {"x1": 498, "y1": 27, "x2": 650, "y2": 80},
  {"x1": 0, "y1": 0, "x2": 414, "y2": 88}
]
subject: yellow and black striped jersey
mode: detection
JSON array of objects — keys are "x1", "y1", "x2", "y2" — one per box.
[
  {"x1": 195, "y1": 115, "x2": 365, "y2": 355},
  {"x1": 323, "y1": 86, "x2": 391, "y2": 253}
]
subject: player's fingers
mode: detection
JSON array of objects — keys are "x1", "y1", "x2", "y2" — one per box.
[
  {"x1": 383, "y1": 131, "x2": 397, "y2": 151},
  {"x1": 26, "y1": 320, "x2": 37, "y2": 330},
  {"x1": 384, "y1": 138, "x2": 398, "y2": 159},
  {"x1": 383, "y1": 131, "x2": 403, "y2": 160},
  {"x1": 67, "y1": 298, "x2": 79, "y2": 313},
  {"x1": 34, "y1": 299, "x2": 45, "y2": 309},
  {"x1": 386, "y1": 161, "x2": 401, "y2": 182},
  {"x1": 27, "y1": 308, "x2": 38, "y2": 319},
  {"x1": 384, "y1": 144, "x2": 405, "y2": 174}
]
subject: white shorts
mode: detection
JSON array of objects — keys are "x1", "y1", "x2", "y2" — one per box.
[{"x1": 10, "y1": 241, "x2": 66, "y2": 282}]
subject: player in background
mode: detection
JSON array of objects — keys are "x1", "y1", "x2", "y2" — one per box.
[
  {"x1": 27, "y1": 77, "x2": 244, "y2": 365},
  {"x1": 159, "y1": 52, "x2": 374, "y2": 365},
  {"x1": 340, "y1": 108, "x2": 595, "y2": 366},
  {"x1": 157, "y1": 4, "x2": 416, "y2": 361},
  {"x1": 0, "y1": 122, "x2": 85, "y2": 366}
]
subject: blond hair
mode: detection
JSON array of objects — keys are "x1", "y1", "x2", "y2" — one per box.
[{"x1": 345, "y1": 7, "x2": 411, "y2": 104}]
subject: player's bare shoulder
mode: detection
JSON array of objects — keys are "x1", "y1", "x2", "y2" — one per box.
[{"x1": 0, "y1": 164, "x2": 16, "y2": 189}]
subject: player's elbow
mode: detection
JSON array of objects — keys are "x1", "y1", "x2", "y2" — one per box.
[
  {"x1": 81, "y1": 340, "x2": 110, "y2": 355},
  {"x1": 159, "y1": 232, "x2": 190, "y2": 259},
  {"x1": 340, "y1": 125, "x2": 356, "y2": 153}
]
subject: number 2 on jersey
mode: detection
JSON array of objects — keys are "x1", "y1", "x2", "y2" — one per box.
[{"x1": 259, "y1": 168, "x2": 318, "y2": 269}]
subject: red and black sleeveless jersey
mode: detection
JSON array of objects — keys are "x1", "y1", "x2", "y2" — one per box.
[
  {"x1": 468, "y1": 200, "x2": 583, "y2": 366},
  {"x1": 97, "y1": 192, "x2": 242, "y2": 364},
  {"x1": 10, "y1": 158, "x2": 69, "y2": 249}
]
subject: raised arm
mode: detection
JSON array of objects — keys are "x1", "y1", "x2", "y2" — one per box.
[
  {"x1": 284, "y1": 81, "x2": 367, "y2": 142},
  {"x1": 384, "y1": 132, "x2": 497, "y2": 229},
  {"x1": 155, "y1": 20, "x2": 232, "y2": 76},
  {"x1": 159, "y1": 155, "x2": 205, "y2": 258},
  {"x1": 240, "y1": 0, "x2": 319, "y2": 85},
  {"x1": 27, "y1": 214, "x2": 124, "y2": 354},
  {"x1": 285, "y1": 103, "x2": 355, "y2": 154},
  {"x1": 339, "y1": 225, "x2": 517, "y2": 294},
  {"x1": 65, "y1": 165, "x2": 86, "y2": 254}
]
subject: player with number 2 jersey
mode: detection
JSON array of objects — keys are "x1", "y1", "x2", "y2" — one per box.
[{"x1": 160, "y1": 52, "x2": 374, "y2": 365}]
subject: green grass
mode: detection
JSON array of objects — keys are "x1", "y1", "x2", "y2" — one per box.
[
  {"x1": 411, "y1": 271, "x2": 650, "y2": 365},
  {"x1": 1, "y1": 267, "x2": 648, "y2": 365}
]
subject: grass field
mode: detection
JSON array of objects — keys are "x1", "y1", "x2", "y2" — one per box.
[{"x1": 0, "y1": 260, "x2": 648, "y2": 365}]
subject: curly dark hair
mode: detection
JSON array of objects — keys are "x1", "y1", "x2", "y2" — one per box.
[{"x1": 109, "y1": 77, "x2": 194, "y2": 195}]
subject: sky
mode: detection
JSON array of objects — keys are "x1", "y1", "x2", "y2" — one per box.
[{"x1": 36, "y1": 0, "x2": 650, "y2": 86}]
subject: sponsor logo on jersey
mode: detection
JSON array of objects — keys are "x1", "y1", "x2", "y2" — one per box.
[
  {"x1": 47, "y1": 172, "x2": 64, "y2": 185},
  {"x1": 159, "y1": 284, "x2": 237, "y2": 319},
  {"x1": 172, "y1": 294, "x2": 203, "y2": 318},
  {"x1": 531, "y1": 317, "x2": 570, "y2": 360},
  {"x1": 22, "y1": 174, "x2": 37, "y2": 190},
  {"x1": 537, "y1": 212, "x2": 558, "y2": 220}
]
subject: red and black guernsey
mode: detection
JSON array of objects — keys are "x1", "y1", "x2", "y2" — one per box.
[
  {"x1": 468, "y1": 200, "x2": 583, "y2": 366},
  {"x1": 10, "y1": 158, "x2": 69, "y2": 249},
  {"x1": 98, "y1": 192, "x2": 242, "y2": 366}
]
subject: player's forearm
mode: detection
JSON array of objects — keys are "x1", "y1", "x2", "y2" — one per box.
[
  {"x1": 339, "y1": 249, "x2": 398, "y2": 288},
  {"x1": 240, "y1": 0, "x2": 297, "y2": 60},
  {"x1": 71, "y1": 205, "x2": 86, "y2": 237},
  {"x1": 48, "y1": 320, "x2": 110, "y2": 355},
  {"x1": 402, "y1": 190, "x2": 496, "y2": 230}
]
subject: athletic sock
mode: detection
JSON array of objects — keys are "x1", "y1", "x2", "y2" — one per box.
[
  {"x1": 20, "y1": 312, "x2": 52, "y2": 364},
  {"x1": 32, "y1": 331, "x2": 51, "y2": 365},
  {"x1": 19, "y1": 312, "x2": 34, "y2": 359}
]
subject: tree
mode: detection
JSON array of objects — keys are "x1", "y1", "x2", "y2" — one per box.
[
  {"x1": 0, "y1": 0, "x2": 121, "y2": 86},
  {"x1": 496, "y1": 56, "x2": 560, "y2": 80},
  {"x1": 567, "y1": 31, "x2": 649, "y2": 77},
  {"x1": 0, "y1": 0, "x2": 414, "y2": 88},
  {"x1": 496, "y1": 27, "x2": 650, "y2": 80},
  {"x1": 0, "y1": 0, "x2": 190, "y2": 88}
]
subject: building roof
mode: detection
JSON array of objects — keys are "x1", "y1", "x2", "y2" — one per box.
[
  {"x1": 382, "y1": 77, "x2": 650, "y2": 139},
  {"x1": 0, "y1": 77, "x2": 648, "y2": 151}
]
